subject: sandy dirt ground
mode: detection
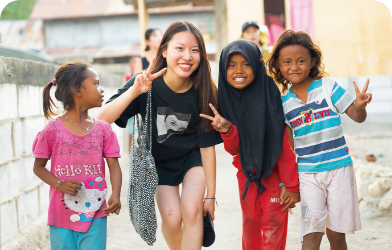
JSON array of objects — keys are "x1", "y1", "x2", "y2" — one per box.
[
  {"x1": 341, "y1": 120, "x2": 392, "y2": 168},
  {"x1": 37, "y1": 121, "x2": 392, "y2": 250},
  {"x1": 104, "y1": 142, "x2": 392, "y2": 250}
]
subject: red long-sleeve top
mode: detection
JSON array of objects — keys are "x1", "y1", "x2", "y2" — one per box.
[{"x1": 221, "y1": 124, "x2": 299, "y2": 193}]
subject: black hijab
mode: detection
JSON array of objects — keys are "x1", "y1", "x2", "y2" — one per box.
[{"x1": 218, "y1": 39, "x2": 285, "y2": 200}]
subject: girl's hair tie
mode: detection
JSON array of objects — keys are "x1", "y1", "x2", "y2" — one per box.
[{"x1": 51, "y1": 79, "x2": 56, "y2": 86}]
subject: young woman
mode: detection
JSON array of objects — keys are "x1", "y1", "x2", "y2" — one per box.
[
  {"x1": 141, "y1": 28, "x2": 163, "y2": 69},
  {"x1": 97, "y1": 21, "x2": 222, "y2": 250}
]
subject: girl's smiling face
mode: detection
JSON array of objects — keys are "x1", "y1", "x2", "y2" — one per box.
[
  {"x1": 278, "y1": 44, "x2": 316, "y2": 86},
  {"x1": 162, "y1": 31, "x2": 200, "y2": 79},
  {"x1": 226, "y1": 53, "x2": 254, "y2": 89}
]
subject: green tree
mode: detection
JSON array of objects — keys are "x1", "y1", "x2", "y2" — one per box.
[{"x1": 0, "y1": 0, "x2": 37, "y2": 20}]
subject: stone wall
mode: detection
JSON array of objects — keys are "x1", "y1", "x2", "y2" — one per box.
[{"x1": 0, "y1": 57, "x2": 126, "y2": 249}]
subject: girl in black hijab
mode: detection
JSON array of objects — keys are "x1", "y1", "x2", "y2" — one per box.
[{"x1": 201, "y1": 39, "x2": 299, "y2": 250}]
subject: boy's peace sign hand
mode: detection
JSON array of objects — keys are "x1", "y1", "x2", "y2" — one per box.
[
  {"x1": 353, "y1": 78, "x2": 372, "y2": 110},
  {"x1": 132, "y1": 56, "x2": 167, "y2": 95},
  {"x1": 200, "y1": 103, "x2": 232, "y2": 134}
]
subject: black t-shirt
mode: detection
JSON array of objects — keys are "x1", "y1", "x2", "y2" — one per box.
[
  {"x1": 107, "y1": 75, "x2": 223, "y2": 165},
  {"x1": 142, "y1": 57, "x2": 149, "y2": 70}
]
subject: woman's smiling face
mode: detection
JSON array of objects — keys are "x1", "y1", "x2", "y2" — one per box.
[
  {"x1": 162, "y1": 31, "x2": 201, "y2": 79},
  {"x1": 226, "y1": 53, "x2": 254, "y2": 89}
]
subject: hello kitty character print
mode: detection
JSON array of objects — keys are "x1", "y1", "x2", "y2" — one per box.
[
  {"x1": 64, "y1": 176, "x2": 107, "y2": 223},
  {"x1": 32, "y1": 117, "x2": 120, "y2": 232}
]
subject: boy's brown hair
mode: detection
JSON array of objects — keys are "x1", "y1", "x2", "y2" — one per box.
[{"x1": 265, "y1": 30, "x2": 328, "y2": 92}]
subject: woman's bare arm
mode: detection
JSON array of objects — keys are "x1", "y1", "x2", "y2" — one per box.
[
  {"x1": 97, "y1": 57, "x2": 166, "y2": 124},
  {"x1": 97, "y1": 86, "x2": 140, "y2": 124},
  {"x1": 201, "y1": 146, "x2": 217, "y2": 220}
]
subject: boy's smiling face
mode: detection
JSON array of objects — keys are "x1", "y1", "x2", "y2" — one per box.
[
  {"x1": 278, "y1": 44, "x2": 316, "y2": 86},
  {"x1": 226, "y1": 53, "x2": 254, "y2": 89}
]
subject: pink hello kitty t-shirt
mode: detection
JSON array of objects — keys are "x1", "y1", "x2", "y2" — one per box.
[{"x1": 32, "y1": 117, "x2": 121, "y2": 232}]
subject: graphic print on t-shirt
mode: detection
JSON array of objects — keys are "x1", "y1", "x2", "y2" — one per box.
[
  {"x1": 156, "y1": 107, "x2": 191, "y2": 143},
  {"x1": 64, "y1": 176, "x2": 107, "y2": 223}
]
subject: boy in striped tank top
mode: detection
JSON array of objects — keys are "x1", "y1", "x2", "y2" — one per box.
[{"x1": 266, "y1": 30, "x2": 372, "y2": 250}]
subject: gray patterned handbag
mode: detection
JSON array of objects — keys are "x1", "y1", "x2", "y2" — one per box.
[{"x1": 127, "y1": 89, "x2": 159, "y2": 246}]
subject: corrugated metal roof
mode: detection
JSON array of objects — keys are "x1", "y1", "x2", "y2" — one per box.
[
  {"x1": 0, "y1": 19, "x2": 44, "y2": 50},
  {"x1": 131, "y1": 0, "x2": 214, "y2": 8},
  {"x1": 24, "y1": 0, "x2": 215, "y2": 61},
  {"x1": 30, "y1": 0, "x2": 136, "y2": 20},
  {"x1": 148, "y1": 3, "x2": 214, "y2": 13},
  {"x1": 30, "y1": 0, "x2": 214, "y2": 20}
]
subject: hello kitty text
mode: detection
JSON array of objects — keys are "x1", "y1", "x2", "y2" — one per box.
[{"x1": 54, "y1": 164, "x2": 103, "y2": 177}]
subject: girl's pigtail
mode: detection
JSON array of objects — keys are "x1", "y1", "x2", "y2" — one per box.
[{"x1": 43, "y1": 80, "x2": 58, "y2": 120}]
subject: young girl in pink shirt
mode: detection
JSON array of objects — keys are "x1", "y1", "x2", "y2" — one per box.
[{"x1": 32, "y1": 61, "x2": 122, "y2": 249}]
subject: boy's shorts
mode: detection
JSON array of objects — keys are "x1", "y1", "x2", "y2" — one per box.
[{"x1": 299, "y1": 165, "x2": 361, "y2": 241}]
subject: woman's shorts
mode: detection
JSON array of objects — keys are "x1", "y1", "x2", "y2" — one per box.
[
  {"x1": 299, "y1": 165, "x2": 361, "y2": 241},
  {"x1": 156, "y1": 147, "x2": 202, "y2": 186}
]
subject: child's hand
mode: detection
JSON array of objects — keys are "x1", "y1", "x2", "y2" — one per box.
[
  {"x1": 281, "y1": 190, "x2": 300, "y2": 212},
  {"x1": 203, "y1": 198, "x2": 216, "y2": 221},
  {"x1": 279, "y1": 186, "x2": 292, "y2": 214},
  {"x1": 103, "y1": 195, "x2": 121, "y2": 215},
  {"x1": 200, "y1": 103, "x2": 232, "y2": 134},
  {"x1": 132, "y1": 56, "x2": 167, "y2": 95},
  {"x1": 353, "y1": 78, "x2": 372, "y2": 111},
  {"x1": 58, "y1": 179, "x2": 82, "y2": 196},
  {"x1": 280, "y1": 185, "x2": 287, "y2": 203}
]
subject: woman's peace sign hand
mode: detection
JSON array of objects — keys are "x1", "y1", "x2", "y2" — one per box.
[
  {"x1": 200, "y1": 103, "x2": 232, "y2": 134},
  {"x1": 353, "y1": 78, "x2": 372, "y2": 111},
  {"x1": 132, "y1": 56, "x2": 167, "y2": 95}
]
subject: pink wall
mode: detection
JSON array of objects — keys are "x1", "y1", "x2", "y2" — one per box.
[{"x1": 290, "y1": 0, "x2": 314, "y2": 39}]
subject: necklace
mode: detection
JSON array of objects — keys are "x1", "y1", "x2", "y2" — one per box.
[{"x1": 64, "y1": 116, "x2": 92, "y2": 131}]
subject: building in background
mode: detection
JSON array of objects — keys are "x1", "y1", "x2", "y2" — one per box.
[
  {"x1": 214, "y1": 0, "x2": 392, "y2": 123},
  {"x1": 1, "y1": 0, "x2": 392, "y2": 249},
  {"x1": 29, "y1": 0, "x2": 215, "y2": 75},
  {"x1": 0, "y1": 19, "x2": 54, "y2": 63}
]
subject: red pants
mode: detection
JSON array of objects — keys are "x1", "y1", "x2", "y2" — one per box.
[{"x1": 237, "y1": 168, "x2": 288, "y2": 250}]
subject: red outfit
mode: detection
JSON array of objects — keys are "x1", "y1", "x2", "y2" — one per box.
[
  {"x1": 221, "y1": 124, "x2": 299, "y2": 250},
  {"x1": 124, "y1": 72, "x2": 133, "y2": 82}
]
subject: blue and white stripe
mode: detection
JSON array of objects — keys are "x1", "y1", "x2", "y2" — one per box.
[{"x1": 282, "y1": 78, "x2": 356, "y2": 173}]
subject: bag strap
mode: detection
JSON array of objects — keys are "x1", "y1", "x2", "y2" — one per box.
[
  {"x1": 147, "y1": 89, "x2": 152, "y2": 152},
  {"x1": 131, "y1": 89, "x2": 153, "y2": 152},
  {"x1": 322, "y1": 77, "x2": 338, "y2": 114}
]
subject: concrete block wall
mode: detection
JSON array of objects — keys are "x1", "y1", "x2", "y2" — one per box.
[{"x1": 0, "y1": 56, "x2": 126, "y2": 248}]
